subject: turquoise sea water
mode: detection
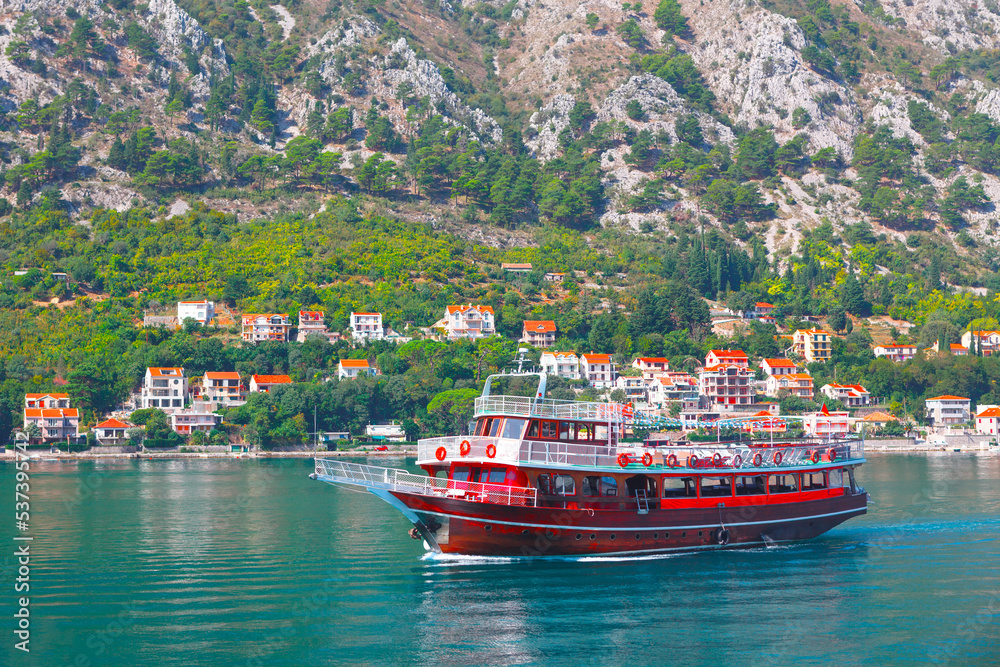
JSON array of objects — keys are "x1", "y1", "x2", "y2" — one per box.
[{"x1": 1, "y1": 454, "x2": 998, "y2": 666}]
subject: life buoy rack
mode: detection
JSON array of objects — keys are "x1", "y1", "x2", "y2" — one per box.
[
  {"x1": 459, "y1": 440, "x2": 471, "y2": 456},
  {"x1": 774, "y1": 451, "x2": 783, "y2": 465},
  {"x1": 811, "y1": 450, "x2": 821, "y2": 464},
  {"x1": 486, "y1": 444, "x2": 497, "y2": 459},
  {"x1": 642, "y1": 452, "x2": 653, "y2": 467},
  {"x1": 733, "y1": 454, "x2": 743, "y2": 468},
  {"x1": 435, "y1": 447, "x2": 447, "y2": 461},
  {"x1": 753, "y1": 453, "x2": 762, "y2": 467},
  {"x1": 617, "y1": 453, "x2": 630, "y2": 468},
  {"x1": 667, "y1": 454, "x2": 678, "y2": 468}
]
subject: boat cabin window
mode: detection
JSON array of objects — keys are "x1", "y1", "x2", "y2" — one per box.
[
  {"x1": 477, "y1": 418, "x2": 501, "y2": 437},
  {"x1": 578, "y1": 424, "x2": 592, "y2": 440},
  {"x1": 537, "y1": 474, "x2": 551, "y2": 494},
  {"x1": 486, "y1": 468, "x2": 507, "y2": 485},
  {"x1": 801, "y1": 472, "x2": 827, "y2": 490},
  {"x1": 554, "y1": 474, "x2": 576, "y2": 496},
  {"x1": 559, "y1": 422, "x2": 571, "y2": 440},
  {"x1": 626, "y1": 475, "x2": 656, "y2": 496},
  {"x1": 453, "y1": 466, "x2": 472, "y2": 482},
  {"x1": 735, "y1": 475, "x2": 767, "y2": 496},
  {"x1": 662, "y1": 477, "x2": 697, "y2": 498},
  {"x1": 501, "y1": 418, "x2": 526, "y2": 440},
  {"x1": 828, "y1": 469, "x2": 845, "y2": 488},
  {"x1": 527, "y1": 421, "x2": 539, "y2": 438},
  {"x1": 700, "y1": 476, "x2": 733, "y2": 498},
  {"x1": 769, "y1": 474, "x2": 798, "y2": 494},
  {"x1": 541, "y1": 421, "x2": 558, "y2": 439},
  {"x1": 582, "y1": 476, "x2": 618, "y2": 497},
  {"x1": 594, "y1": 425, "x2": 609, "y2": 442}
]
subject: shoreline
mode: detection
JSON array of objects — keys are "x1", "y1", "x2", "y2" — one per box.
[{"x1": 2, "y1": 446, "x2": 996, "y2": 462}]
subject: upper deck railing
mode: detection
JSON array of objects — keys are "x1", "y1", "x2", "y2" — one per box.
[
  {"x1": 475, "y1": 395, "x2": 625, "y2": 421},
  {"x1": 416, "y1": 436, "x2": 865, "y2": 472},
  {"x1": 314, "y1": 459, "x2": 538, "y2": 506}
]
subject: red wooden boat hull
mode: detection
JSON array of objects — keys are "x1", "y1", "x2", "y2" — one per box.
[{"x1": 392, "y1": 490, "x2": 869, "y2": 556}]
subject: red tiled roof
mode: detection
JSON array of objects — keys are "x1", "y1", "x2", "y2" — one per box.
[
  {"x1": 582, "y1": 353, "x2": 612, "y2": 363},
  {"x1": 299, "y1": 310, "x2": 323, "y2": 318},
  {"x1": 25, "y1": 408, "x2": 79, "y2": 418},
  {"x1": 501, "y1": 263, "x2": 533, "y2": 269},
  {"x1": 148, "y1": 367, "x2": 183, "y2": 377},
  {"x1": 446, "y1": 304, "x2": 495, "y2": 315},
  {"x1": 523, "y1": 320, "x2": 557, "y2": 333},
  {"x1": 950, "y1": 344, "x2": 968, "y2": 350},
  {"x1": 977, "y1": 408, "x2": 1000, "y2": 418},
  {"x1": 862, "y1": 411, "x2": 898, "y2": 422},
  {"x1": 340, "y1": 359, "x2": 370, "y2": 368},
  {"x1": 251, "y1": 375, "x2": 292, "y2": 384},
  {"x1": 755, "y1": 302, "x2": 774, "y2": 308},
  {"x1": 243, "y1": 313, "x2": 288, "y2": 321},
  {"x1": 763, "y1": 358, "x2": 795, "y2": 367},
  {"x1": 926, "y1": 395, "x2": 969, "y2": 401},
  {"x1": 179, "y1": 300, "x2": 210, "y2": 304},
  {"x1": 352, "y1": 312, "x2": 381, "y2": 316},
  {"x1": 96, "y1": 418, "x2": 130, "y2": 429},
  {"x1": 25, "y1": 393, "x2": 70, "y2": 399},
  {"x1": 636, "y1": 357, "x2": 669, "y2": 363},
  {"x1": 877, "y1": 344, "x2": 916, "y2": 349},
  {"x1": 204, "y1": 372, "x2": 241, "y2": 380},
  {"x1": 710, "y1": 349, "x2": 748, "y2": 358}
]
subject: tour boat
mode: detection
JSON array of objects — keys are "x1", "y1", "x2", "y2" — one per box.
[{"x1": 312, "y1": 370, "x2": 869, "y2": 557}]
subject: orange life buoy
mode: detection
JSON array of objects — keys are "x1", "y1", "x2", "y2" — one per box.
[
  {"x1": 733, "y1": 454, "x2": 743, "y2": 468},
  {"x1": 828, "y1": 448, "x2": 838, "y2": 462},
  {"x1": 435, "y1": 447, "x2": 447, "y2": 461},
  {"x1": 811, "y1": 451, "x2": 821, "y2": 464},
  {"x1": 667, "y1": 454, "x2": 678, "y2": 468},
  {"x1": 688, "y1": 455, "x2": 699, "y2": 468},
  {"x1": 753, "y1": 453, "x2": 762, "y2": 467},
  {"x1": 642, "y1": 452, "x2": 652, "y2": 467},
  {"x1": 486, "y1": 444, "x2": 497, "y2": 459},
  {"x1": 713, "y1": 453, "x2": 723, "y2": 466},
  {"x1": 774, "y1": 451, "x2": 784, "y2": 465},
  {"x1": 618, "y1": 453, "x2": 630, "y2": 468},
  {"x1": 460, "y1": 440, "x2": 471, "y2": 456}
]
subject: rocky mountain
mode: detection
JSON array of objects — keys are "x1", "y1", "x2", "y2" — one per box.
[{"x1": 1, "y1": 0, "x2": 1000, "y2": 283}]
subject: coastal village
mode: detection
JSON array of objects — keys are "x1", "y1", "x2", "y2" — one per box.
[{"x1": 14, "y1": 292, "x2": 1000, "y2": 453}]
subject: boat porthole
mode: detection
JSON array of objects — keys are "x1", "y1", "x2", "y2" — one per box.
[
  {"x1": 484, "y1": 525, "x2": 492, "y2": 532},
  {"x1": 576, "y1": 533, "x2": 582, "y2": 540},
  {"x1": 681, "y1": 531, "x2": 686, "y2": 538},
  {"x1": 589, "y1": 534, "x2": 596, "y2": 541},
  {"x1": 663, "y1": 532, "x2": 669, "y2": 539},
  {"x1": 610, "y1": 533, "x2": 616, "y2": 540},
  {"x1": 698, "y1": 530, "x2": 703, "y2": 538},
  {"x1": 521, "y1": 529, "x2": 529, "y2": 535},
  {"x1": 635, "y1": 533, "x2": 642, "y2": 540},
  {"x1": 653, "y1": 532, "x2": 659, "y2": 539}
]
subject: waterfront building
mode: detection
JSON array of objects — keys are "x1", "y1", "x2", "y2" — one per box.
[
  {"x1": 924, "y1": 395, "x2": 971, "y2": 427},
  {"x1": 171, "y1": 407, "x2": 222, "y2": 435},
  {"x1": 705, "y1": 349, "x2": 749, "y2": 368},
  {"x1": 699, "y1": 364, "x2": 756, "y2": 406},
  {"x1": 141, "y1": 367, "x2": 187, "y2": 413},
  {"x1": 25, "y1": 393, "x2": 71, "y2": 409},
  {"x1": 201, "y1": 372, "x2": 245, "y2": 408},
  {"x1": 94, "y1": 418, "x2": 132, "y2": 446},
  {"x1": 975, "y1": 407, "x2": 1000, "y2": 436},
  {"x1": 23, "y1": 406, "x2": 79, "y2": 443}
]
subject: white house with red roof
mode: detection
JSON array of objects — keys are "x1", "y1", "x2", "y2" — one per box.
[
  {"x1": 750, "y1": 302, "x2": 776, "y2": 322},
  {"x1": 705, "y1": 350, "x2": 749, "y2": 368},
  {"x1": 801, "y1": 407, "x2": 851, "y2": 437},
  {"x1": 202, "y1": 371, "x2": 245, "y2": 407},
  {"x1": 338, "y1": 359, "x2": 379, "y2": 379},
  {"x1": 924, "y1": 395, "x2": 971, "y2": 427},
  {"x1": 297, "y1": 310, "x2": 332, "y2": 343},
  {"x1": 961, "y1": 330, "x2": 1000, "y2": 356},
  {"x1": 631, "y1": 357, "x2": 670, "y2": 380},
  {"x1": 540, "y1": 351, "x2": 581, "y2": 380},
  {"x1": 873, "y1": 343, "x2": 918, "y2": 363},
  {"x1": 520, "y1": 320, "x2": 557, "y2": 348},
  {"x1": 241, "y1": 314, "x2": 291, "y2": 343},
  {"x1": 760, "y1": 358, "x2": 796, "y2": 377},
  {"x1": 249, "y1": 375, "x2": 293, "y2": 393},
  {"x1": 821, "y1": 383, "x2": 871, "y2": 407},
  {"x1": 94, "y1": 418, "x2": 132, "y2": 445},
  {"x1": 177, "y1": 300, "x2": 215, "y2": 326},
  {"x1": 438, "y1": 304, "x2": 496, "y2": 340},
  {"x1": 975, "y1": 406, "x2": 1000, "y2": 435},
  {"x1": 929, "y1": 341, "x2": 969, "y2": 356},
  {"x1": 580, "y1": 353, "x2": 617, "y2": 388},
  {"x1": 767, "y1": 373, "x2": 815, "y2": 400},
  {"x1": 699, "y1": 364, "x2": 756, "y2": 406},
  {"x1": 171, "y1": 408, "x2": 222, "y2": 436},
  {"x1": 141, "y1": 367, "x2": 188, "y2": 413},
  {"x1": 350, "y1": 312, "x2": 385, "y2": 342},
  {"x1": 23, "y1": 407, "x2": 80, "y2": 443},
  {"x1": 24, "y1": 393, "x2": 71, "y2": 409},
  {"x1": 646, "y1": 373, "x2": 699, "y2": 408}
]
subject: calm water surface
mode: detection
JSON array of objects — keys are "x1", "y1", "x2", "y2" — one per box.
[{"x1": 1, "y1": 454, "x2": 998, "y2": 666}]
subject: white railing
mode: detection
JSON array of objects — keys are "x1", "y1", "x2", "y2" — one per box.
[
  {"x1": 475, "y1": 395, "x2": 625, "y2": 421},
  {"x1": 416, "y1": 436, "x2": 864, "y2": 471},
  {"x1": 314, "y1": 459, "x2": 538, "y2": 507}
]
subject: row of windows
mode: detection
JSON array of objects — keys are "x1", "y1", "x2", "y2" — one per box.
[{"x1": 535, "y1": 471, "x2": 842, "y2": 498}]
